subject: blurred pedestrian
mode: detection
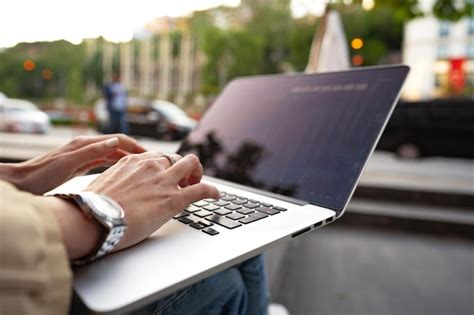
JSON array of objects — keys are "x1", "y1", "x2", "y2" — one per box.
[{"x1": 103, "y1": 72, "x2": 129, "y2": 134}]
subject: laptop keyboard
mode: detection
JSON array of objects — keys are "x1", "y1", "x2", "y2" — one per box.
[{"x1": 173, "y1": 191, "x2": 287, "y2": 236}]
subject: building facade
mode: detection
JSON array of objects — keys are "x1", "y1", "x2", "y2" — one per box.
[{"x1": 403, "y1": 16, "x2": 474, "y2": 100}]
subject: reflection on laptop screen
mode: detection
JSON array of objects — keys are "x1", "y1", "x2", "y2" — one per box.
[{"x1": 179, "y1": 67, "x2": 408, "y2": 211}]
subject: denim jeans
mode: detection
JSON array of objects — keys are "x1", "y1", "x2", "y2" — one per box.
[
  {"x1": 132, "y1": 254, "x2": 269, "y2": 315},
  {"x1": 108, "y1": 110, "x2": 129, "y2": 134}
]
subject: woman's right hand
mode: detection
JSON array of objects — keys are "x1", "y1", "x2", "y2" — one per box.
[{"x1": 85, "y1": 152, "x2": 220, "y2": 252}]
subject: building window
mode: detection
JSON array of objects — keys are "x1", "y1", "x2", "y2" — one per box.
[
  {"x1": 439, "y1": 21, "x2": 450, "y2": 37},
  {"x1": 437, "y1": 45, "x2": 448, "y2": 58},
  {"x1": 468, "y1": 43, "x2": 474, "y2": 58},
  {"x1": 469, "y1": 19, "x2": 474, "y2": 35}
]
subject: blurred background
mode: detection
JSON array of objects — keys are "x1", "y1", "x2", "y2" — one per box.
[{"x1": 0, "y1": 0, "x2": 473, "y2": 314}]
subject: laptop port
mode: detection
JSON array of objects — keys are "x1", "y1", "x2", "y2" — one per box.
[
  {"x1": 326, "y1": 217, "x2": 334, "y2": 224},
  {"x1": 292, "y1": 227, "x2": 311, "y2": 238},
  {"x1": 314, "y1": 221, "x2": 323, "y2": 228}
]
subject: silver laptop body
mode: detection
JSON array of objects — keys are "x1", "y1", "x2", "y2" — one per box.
[{"x1": 52, "y1": 65, "x2": 409, "y2": 314}]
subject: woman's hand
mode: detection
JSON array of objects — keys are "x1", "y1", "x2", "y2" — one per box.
[
  {"x1": 85, "y1": 152, "x2": 219, "y2": 252},
  {"x1": 0, "y1": 134, "x2": 146, "y2": 195}
]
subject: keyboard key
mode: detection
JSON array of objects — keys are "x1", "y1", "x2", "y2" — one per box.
[
  {"x1": 193, "y1": 200, "x2": 209, "y2": 207},
  {"x1": 202, "y1": 227, "x2": 220, "y2": 236},
  {"x1": 206, "y1": 214, "x2": 242, "y2": 229},
  {"x1": 214, "y1": 208, "x2": 232, "y2": 216},
  {"x1": 222, "y1": 195, "x2": 236, "y2": 201},
  {"x1": 190, "y1": 222, "x2": 207, "y2": 230},
  {"x1": 174, "y1": 211, "x2": 190, "y2": 219},
  {"x1": 256, "y1": 206, "x2": 280, "y2": 215},
  {"x1": 178, "y1": 217, "x2": 194, "y2": 225},
  {"x1": 214, "y1": 200, "x2": 230, "y2": 207},
  {"x1": 224, "y1": 204, "x2": 241, "y2": 211},
  {"x1": 248, "y1": 199, "x2": 260, "y2": 204},
  {"x1": 226, "y1": 212, "x2": 245, "y2": 220},
  {"x1": 198, "y1": 221, "x2": 213, "y2": 227},
  {"x1": 194, "y1": 210, "x2": 214, "y2": 218},
  {"x1": 239, "y1": 212, "x2": 268, "y2": 224},
  {"x1": 243, "y1": 202, "x2": 259, "y2": 209},
  {"x1": 237, "y1": 207, "x2": 254, "y2": 215},
  {"x1": 185, "y1": 205, "x2": 201, "y2": 213},
  {"x1": 203, "y1": 198, "x2": 217, "y2": 203},
  {"x1": 261, "y1": 202, "x2": 273, "y2": 207},
  {"x1": 232, "y1": 198, "x2": 248, "y2": 205},
  {"x1": 203, "y1": 204, "x2": 221, "y2": 211},
  {"x1": 273, "y1": 206, "x2": 287, "y2": 211}
]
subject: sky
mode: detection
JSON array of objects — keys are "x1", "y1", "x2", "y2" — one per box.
[{"x1": 0, "y1": 0, "x2": 327, "y2": 49}]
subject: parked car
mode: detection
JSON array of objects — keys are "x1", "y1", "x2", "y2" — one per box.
[
  {"x1": 0, "y1": 95, "x2": 51, "y2": 134},
  {"x1": 376, "y1": 99, "x2": 474, "y2": 159},
  {"x1": 94, "y1": 98, "x2": 196, "y2": 140}
]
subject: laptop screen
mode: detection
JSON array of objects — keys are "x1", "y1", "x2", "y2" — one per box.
[{"x1": 179, "y1": 66, "x2": 409, "y2": 212}]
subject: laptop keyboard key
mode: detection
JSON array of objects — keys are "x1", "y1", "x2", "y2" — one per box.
[
  {"x1": 174, "y1": 211, "x2": 190, "y2": 219},
  {"x1": 202, "y1": 227, "x2": 220, "y2": 236},
  {"x1": 273, "y1": 206, "x2": 287, "y2": 211},
  {"x1": 206, "y1": 214, "x2": 242, "y2": 229},
  {"x1": 194, "y1": 210, "x2": 214, "y2": 218},
  {"x1": 178, "y1": 217, "x2": 194, "y2": 225},
  {"x1": 222, "y1": 195, "x2": 236, "y2": 201},
  {"x1": 237, "y1": 207, "x2": 254, "y2": 215},
  {"x1": 243, "y1": 202, "x2": 259, "y2": 209},
  {"x1": 203, "y1": 198, "x2": 217, "y2": 203},
  {"x1": 256, "y1": 206, "x2": 280, "y2": 215},
  {"x1": 214, "y1": 208, "x2": 232, "y2": 216},
  {"x1": 261, "y1": 202, "x2": 273, "y2": 207},
  {"x1": 224, "y1": 204, "x2": 241, "y2": 211},
  {"x1": 190, "y1": 222, "x2": 207, "y2": 230},
  {"x1": 203, "y1": 204, "x2": 221, "y2": 211},
  {"x1": 214, "y1": 200, "x2": 230, "y2": 207},
  {"x1": 232, "y1": 198, "x2": 247, "y2": 205},
  {"x1": 193, "y1": 200, "x2": 209, "y2": 207},
  {"x1": 185, "y1": 205, "x2": 201, "y2": 213},
  {"x1": 198, "y1": 220, "x2": 213, "y2": 227},
  {"x1": 239, "y1": 212, "x2": 268, "y2": 224},
  {"x1": 226, "y1": 212, "x2": 245, "y2": 220}
]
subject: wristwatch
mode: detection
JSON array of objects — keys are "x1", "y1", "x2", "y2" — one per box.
[{"x1": 54, "y1": 192, "x2": 127, "y2": 265}]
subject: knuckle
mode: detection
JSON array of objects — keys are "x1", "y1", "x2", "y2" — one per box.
[
  {"x1": 141, "y1": 159, "x2": 159, "y2": 170},
  {"x1": 70, "y1": 135, "x2": 86, "y2": 146},
  {"x1": 186, "y1": 154, "x2": 200, "y2": 166}
]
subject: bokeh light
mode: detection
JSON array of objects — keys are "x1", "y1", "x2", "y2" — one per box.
[
  {"x1": 41, "y1": 68, "x2": 53, "y2": 80},
  {"x1": 23, "y1": 59, "x2": 36, "y2": 71},
  {"x1": 351, "y1": 38, "x2": 364, "y2": 50},
  {"x1": 352, "y1": 54, "x2": 364, "y2": 66}
]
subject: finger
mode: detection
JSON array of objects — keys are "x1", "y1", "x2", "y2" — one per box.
[
  {"x1": 64, "y1": 137, "x2": 121, "y2": 167},
  {"x1": 157, "y1": 154, "x2": 182, "y2": 169},
  {"x1": 68, "y1": 134, "x2": 146, "y2": 154},
  {"x1": 167, "y1": 154, "x2": 203, "y2": 184},
  {"x1": 180, "y1": 183, "x2": 220, "y2": 205}
]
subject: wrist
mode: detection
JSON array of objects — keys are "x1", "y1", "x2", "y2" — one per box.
[
  {"x1": 0, "y1": 163, "x2": 24, "y2": 188},
  {"x1": 36, "y1": 196, "x2": 101, "y2": 260}
]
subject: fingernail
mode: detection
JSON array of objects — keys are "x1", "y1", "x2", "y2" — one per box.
[{"x1": 105, "y1": 137, "x2": 119, "y2": 147}]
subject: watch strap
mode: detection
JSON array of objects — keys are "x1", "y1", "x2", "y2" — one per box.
[{"x1": 53, "y1": 193, "x2": 127, "y2": 265}]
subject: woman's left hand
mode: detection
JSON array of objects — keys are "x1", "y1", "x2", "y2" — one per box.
[{"x1": 0, "y1": 134, "x2": 146, "y2": 194}]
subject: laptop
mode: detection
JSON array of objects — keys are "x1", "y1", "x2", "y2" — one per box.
[{"x1": 52, "y1": 65, "x2": 409, "y2": 314}]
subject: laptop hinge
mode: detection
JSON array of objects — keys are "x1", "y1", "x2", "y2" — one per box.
[{"x1": 204, "y1": 176, "x2": 309, "y2": 206}]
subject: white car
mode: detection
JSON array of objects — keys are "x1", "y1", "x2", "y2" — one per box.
[{"x1": 0, "y1": 95, "x2": 51, "y2": 134}]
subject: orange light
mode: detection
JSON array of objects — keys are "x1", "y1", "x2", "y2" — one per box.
[
  {"x1": 352, "y1": 55, "x2": 364, "y2": 66},
  {"x1": 23, "y1": 59, "x2": 36, "y2": 71},
  {"x1": 41, "y1": 69, "x2": 53, "y2": 80},
  {"x1": 351, "y1": 38, "x2": 364, "y2": 50}
]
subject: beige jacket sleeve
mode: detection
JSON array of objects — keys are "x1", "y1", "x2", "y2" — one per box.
[{"x1": 0, "y1": 180, "x2": 72, "y2": 315}]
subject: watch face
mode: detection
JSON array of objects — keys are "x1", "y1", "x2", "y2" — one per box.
[{"x1": 88, "y1": 194, "x2": 123, "y2": 218}]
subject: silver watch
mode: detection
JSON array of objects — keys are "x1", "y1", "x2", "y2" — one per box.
[{"x1": 55, "y1": 192, "x2": 127, "y2": 265}]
